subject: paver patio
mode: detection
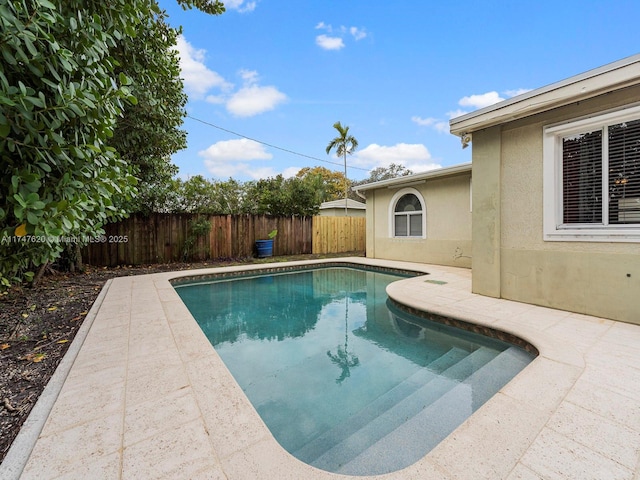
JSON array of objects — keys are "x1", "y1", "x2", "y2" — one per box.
[{"x1": 2, "y1": 257, "x2": 639, "y2": 479}]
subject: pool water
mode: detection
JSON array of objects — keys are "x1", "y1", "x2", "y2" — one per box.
[{"x1": 175, "y1": 267, "x2": 534, "y2": 476}]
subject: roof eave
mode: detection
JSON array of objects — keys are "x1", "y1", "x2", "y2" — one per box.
[
  {"x1": 353, "y1": 162, "x2": 472, "y2": 192},
  {"x1": 450, "y1": 54, "x2": 640, "y2": 136}
]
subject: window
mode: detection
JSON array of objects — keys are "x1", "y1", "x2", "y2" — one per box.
[
  {"x1": 543, "y1": 105, "x2": 640, "y2": 242},
  {"x1": 391, "y1": 190, "x2": 425, "y2": 238}
]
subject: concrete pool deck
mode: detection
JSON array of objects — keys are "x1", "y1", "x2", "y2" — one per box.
[{"x1": 3, "y1": 257, "x2": 640, "y2": 479}]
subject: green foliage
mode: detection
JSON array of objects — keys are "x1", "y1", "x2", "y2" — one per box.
[
  {"x1": 247, "y1": 174, "x2": 322, "y2": 216},
  {"x1": 0, "y1": 0, "x2": 145, "y2": 286},
  {"x1": 182, "y1": 216, "x2": 211, "y2": 260},
  {"x1": 296, "y1": 166, "x2": 348, "y2": 202},
  {"x1": 159, "y1": 172, "x2": 327, "y2": 217},
  {"x1": 176, "y1": 0, "x2": 225, "y2": 14},
  {"x1": 349, "y1": 163, "x2": 413, "y2": 201},
  {"x1": 0, "y1": 0, "x2": 224, "y2": 286},
  {"x1": 357, "y1": 163, "x2": 414, "y2": 184},
  {"x1": 326, "y1": 122, "x2": 359, "y2": 161},
  {"x1": 326, "y1": 121, "x2": 358, "y2": 202},
  {"x1": 163, "y1": 176, "x2": 248, "y2": 214},
  {"x1": 110, "y1": 6, "x2": 188, "y2": 214}
]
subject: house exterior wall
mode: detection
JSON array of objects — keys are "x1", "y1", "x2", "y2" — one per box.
[
  {"x1": 364, "y1": 173, "x2": 472, "y2": 268},
  {"x1": 471, "y1": 126, "x2": 502, "y2": 297},
  {"x1": 473, "y1": 85, "x2": 640, "y2": 323}
]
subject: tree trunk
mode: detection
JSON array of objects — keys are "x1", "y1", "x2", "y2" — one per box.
[{"x1": 32, "y1": 261, "x2": 49, "y2": 287}]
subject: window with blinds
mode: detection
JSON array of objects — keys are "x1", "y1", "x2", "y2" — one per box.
[
  {"x1": 544, "y1": 104, "x2": 640, "y2": 241},
  {"x1": 562, "y1": 130, "x2": 603, "y2": 224},
  {"x1": 609, "y1": 118, "x2": 640, "y2": 224},
  {"x1": 560, "y1": 117, "x2": 640, "y2": 227}
]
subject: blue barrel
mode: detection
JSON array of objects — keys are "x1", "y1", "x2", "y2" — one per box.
[{"x1": 255, "y1": 239, "x2": 274, "y2": 257}]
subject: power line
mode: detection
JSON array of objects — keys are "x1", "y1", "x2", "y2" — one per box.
[{"x1": 186, "y1": 114, "x2": 371, "y2": 172}]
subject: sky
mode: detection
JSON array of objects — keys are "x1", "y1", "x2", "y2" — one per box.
[{"x1": 157, "y1": 0, "x2": 640, "y2": 182}]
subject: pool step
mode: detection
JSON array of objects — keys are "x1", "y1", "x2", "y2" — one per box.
[
  {"x1": 334, "y1": 346, "x2": 533, "y2": 476},
  {"x1": 308, "y1": 346, "x2": 498, "y2": 472},
  {"x1": 247, "y1": 341, "x2": 450, "y2": 452},
  {"x1": 292, "y1": 346, "x2": 470, "y2": 464},
  {"x1": 300, "y1": 347, "x2": 496, "y2": 469}
]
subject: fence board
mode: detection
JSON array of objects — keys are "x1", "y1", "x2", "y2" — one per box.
[
  {"x1": 312, "y1": 216, "x2": 365, "y2": 254},
  {"x1": 81, "y1": 213, "x2": 363, "y2": 266}
]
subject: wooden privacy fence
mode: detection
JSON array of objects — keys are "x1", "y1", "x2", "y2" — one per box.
[
  {"x1": 312, "y1": 216, "x2": 366, "y2": 254},
  {"x1": 81, "y1": 213, "x2": 365, "y2": 266}
]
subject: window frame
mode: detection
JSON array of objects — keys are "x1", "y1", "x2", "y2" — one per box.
[
  {"x1": 543, "y1": 103, "x2": 640, "y2": 242},
  {"x1": 388, "y1": 188, "x2": 427, "y2": 239}
]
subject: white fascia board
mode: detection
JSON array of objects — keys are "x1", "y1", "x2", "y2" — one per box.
[
  {"x1": 450, "y1": 54, "x2": 640, "y2": 136},
  {"x1": 353, "y1": 162, "x2": 472, "y2": 192}
]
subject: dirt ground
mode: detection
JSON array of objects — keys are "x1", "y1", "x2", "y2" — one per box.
[{"x1": 0, "y1": 252, "x2": 361, "y2": 464}]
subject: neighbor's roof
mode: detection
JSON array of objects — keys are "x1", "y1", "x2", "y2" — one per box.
[
  {"x1": 353, "y1": 162, "x2": 471, "y2": 192},
  {"x1": 320, "y1": 198, "x2": 366, "y2": 209},
  {"x1": 450, "y1": 53, "x2": 640, "y2": 136}
]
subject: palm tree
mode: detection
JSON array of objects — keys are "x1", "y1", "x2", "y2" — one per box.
[
  {"x1": 326, "y1": 121, "x2": 358, "y2": 215},
  {"x1": 326, "y1": 294, "x2": 359, "y2": 384}
]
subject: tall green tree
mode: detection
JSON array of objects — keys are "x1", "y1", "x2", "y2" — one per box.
[
  {"x1": 245, "y1": 175, "x2": 322, "y2": 216},
  {"x1": 109, "y1": 0, "x2": 226, "y2": 214},
  {"x1": 296, "y1": 166, "x2": 348, "y2": 202},
  {"x1": 110, "y1": 7, "x2": 187, "y2": 214},
  {"x1": 160, "y1": 177, "x2": 248, "y2": 214},
  {"x1": 0, "y1": 0, "x2": 140, "y2": 285},
  {"x1": 0, "y1": 0, "x2": 223, "y2": 286},
  {"x1": 366, "y1": 163, "x2": 413, "y2": 182},
  {"x1": 326, "y1": 121, "x2": 358, "y2": 214}
]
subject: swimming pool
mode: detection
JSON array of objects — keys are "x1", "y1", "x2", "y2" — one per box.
[{"x1": 174, "y1": 266, "x2": 535, "y2": 476}]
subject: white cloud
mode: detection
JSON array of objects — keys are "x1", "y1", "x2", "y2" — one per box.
[
  {"x1": 281, "y1": 166, "x2": 302, "y2": 178},
  {"x1": 504, "y1": 88, "x2": 532, "y2": 98},
  {"x1": 199, "y1": 138, "x2": 272, "y2": 162},
  {"x1": 205, "y1": 162, "x2": 277, "y2": 179},
  {"x1": 224, "y1": 69, "x2": 287, "y2": 117},
  {"x1": 350, "y1": 27, "x2": 367, "y2": 40},
  {"x1": 315, "y1": 22, "x2": 368, "y2": 49},
  {"x1": 412, "y1": 115, "x2": 450, "y2": 134},
  {"x1": 204, "y1": 94, "x2": 226, "y2": 105},
  {"x1": 456, "y1": 89, "x2": 530, "y2": 112},
  {"x1": 227, "y1": 85, "x2": 288, "y2": 117},
  {"x1": 447, "y1": 109, "x2": 469, "y2": 119},
  {"x1": 459, "y1": 91, "x2": 505, "y2": 109},
  {"x1": 175, "y1": 35, "x2": 232, "y2": 99},
  {"x1": 433, "y1": 121, "x2": 450, "y2": 133},
  {"x1": 224, "y1": 0, "x2": 257, "y2": 13},
  {"x1": 352, "y1": 143, "x2": 442, "y2": 173},
  {"x1": 414, "y1": 87, "x2": 531, "y2": 137},
  {"x1": 316, "y1": 34, "x2": 345, "y2": 50},
  {"x1": 239, "y1": 69, "x2": 259, "y2": 84},
  {"x1": 199, "y1": 139, "x2": 275, "y2": 179},
  {"x1": 175, "y1": 38, "x2": 287, "y2": 117},
  {"x1": 411, "y1": 116, "x2": 437, "y2": 127}
]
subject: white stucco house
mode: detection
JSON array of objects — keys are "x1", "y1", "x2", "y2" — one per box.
[
  {"x1": 356, "y1": 54, "x2": 640, "y2": 324},
  {"x1": 353, "y1": 164, "x2": 472, "y2": 268}
]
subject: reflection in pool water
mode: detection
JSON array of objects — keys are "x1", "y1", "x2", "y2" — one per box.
[{"x1": 175, "y1": 267, "x2": 534, "y2": 476}]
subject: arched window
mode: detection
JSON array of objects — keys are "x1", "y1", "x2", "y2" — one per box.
[{"x1": 393, "y1": 193, "x2": 424, "y2": 237}]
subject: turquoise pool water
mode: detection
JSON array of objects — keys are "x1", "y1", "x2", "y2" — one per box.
[{"x1": 174, "y1": 266, "x2": 534, "y2": 475}]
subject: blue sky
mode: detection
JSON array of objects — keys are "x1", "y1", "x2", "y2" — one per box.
[{"x1": 157, "y1": 0, "x2": 640, "y2": 182}]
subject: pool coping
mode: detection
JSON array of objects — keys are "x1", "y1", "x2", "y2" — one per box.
[{"x1": 7, "y1": 257, "x2": 640, "y2": 479}]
